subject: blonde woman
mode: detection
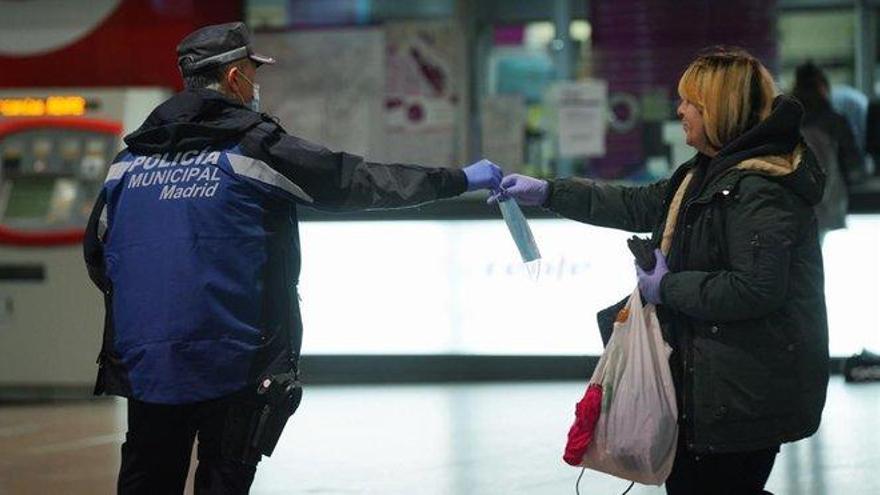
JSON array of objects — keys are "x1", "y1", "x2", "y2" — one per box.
[{"x1": 495, "y1": 47, "x2": 829, "y2": 494}]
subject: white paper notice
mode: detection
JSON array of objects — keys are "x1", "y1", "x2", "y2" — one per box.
[
  {"x1": 481, "y1": 94, "x2": 526, "y2": 172},
  {"x1": 554, "y1": 80, "x2": 608, "y2": 158}
]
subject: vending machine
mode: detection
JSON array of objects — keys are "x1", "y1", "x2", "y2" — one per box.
[{"x1": 0, "y1": 88, "x2": 168, "y2": 398}]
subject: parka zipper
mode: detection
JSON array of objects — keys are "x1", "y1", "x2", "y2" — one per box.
[
  {"x1": 676, "y1": 201, "x2": 696, "y2": 448},
  {"x1": 658, "y1": 157, "x2": 718, "y2": 450},
  {"x1": 674, "y1": 168, "x2": 745, "y2": 451},
  {"x1": 674, "y1": 174, "x2": 735, "y2": 449}
]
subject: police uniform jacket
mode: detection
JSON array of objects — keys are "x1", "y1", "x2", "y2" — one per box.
[{"x1": 83, "y1": 89, "x2": 467, "y2": 404}]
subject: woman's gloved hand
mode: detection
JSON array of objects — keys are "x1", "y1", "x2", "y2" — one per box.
[
  {"x1": 636, "y1": 249, "x2": 669, "y2": 305},
  {"x1": 487, "y1": 174, "x2": 549, "y2": 206},
  {"x1": 463, "y1": 159, "x2": 503, "y2": 191}
]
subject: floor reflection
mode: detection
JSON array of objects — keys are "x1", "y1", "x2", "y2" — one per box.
[{"x1": 0, "y1": 377, "x2": 876, "y2": 494}]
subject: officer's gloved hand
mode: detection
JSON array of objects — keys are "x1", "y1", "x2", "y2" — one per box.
[
  {"x1": 463, "y1": 159, "x2": 503, "y2": 192},
  {"x1": 636, "y1": 249, "x2": 669, "y2": 305},
  {"x1": 487, "y1": 174, "x2": 549, "y2": 206}
]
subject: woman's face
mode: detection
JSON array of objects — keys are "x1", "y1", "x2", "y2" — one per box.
[{"x1": 677, "y1": 99, "x2": 715, "y2": 156}]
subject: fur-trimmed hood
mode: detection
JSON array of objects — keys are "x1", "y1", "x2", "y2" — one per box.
[{"x1": 736, "y1": 143, "x2": 825, "y2": 207}]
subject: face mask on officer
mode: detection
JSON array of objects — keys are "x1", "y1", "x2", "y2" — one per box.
[{"x1": 234, "y1": 71, "x2": 260, "y2": 113}]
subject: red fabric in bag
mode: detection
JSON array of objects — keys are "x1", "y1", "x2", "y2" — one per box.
[{"x1": 563, "y1": 383, "x2": 603, "y2": 466}]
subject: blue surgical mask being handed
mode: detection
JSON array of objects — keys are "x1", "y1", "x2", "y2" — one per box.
[{"x1": 235, "y1": 71, "x2": 260, "y2": 113}]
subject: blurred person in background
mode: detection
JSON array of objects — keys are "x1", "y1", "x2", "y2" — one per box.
[
  {"x1": 494, "y1": 47, "x2": 829, "y2": 494},
  {"x1": 792, "y1": 61, "x2": 864, "y2": 238},
  {"x1": 831, "y1": 83, "x2": 872, "y2": 174},
  {"x1": 83, "y1": 22, "x2": 501, "y2": 495}
]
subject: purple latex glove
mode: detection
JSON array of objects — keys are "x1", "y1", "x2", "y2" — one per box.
[
  {"x1": 636, "y1": 249, "x2": 669, "y2": 305},
  {"x1": 463, "y1": 159, "x2": 503, "y2": 191},
  {"x1": 487, "y1": 174, "x2": 549, "y2": 206}
]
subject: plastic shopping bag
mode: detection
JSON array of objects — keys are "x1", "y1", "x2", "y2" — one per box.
[{"x1": 563, "y1": 288, "x2": 678, "y2": 486}]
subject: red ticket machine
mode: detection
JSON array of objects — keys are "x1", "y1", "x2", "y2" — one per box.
[{"x1": 0, "y1": 116, "x2": 122, "y2": 397}]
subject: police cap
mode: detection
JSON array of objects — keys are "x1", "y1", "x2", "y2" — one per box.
[{"x1": 177, "y1": 22, "x2": 274, "y2": 76}]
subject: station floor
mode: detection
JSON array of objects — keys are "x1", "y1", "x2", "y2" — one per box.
[{"x1": 0, "y1": 376, "x2": 877, "y2": 494}]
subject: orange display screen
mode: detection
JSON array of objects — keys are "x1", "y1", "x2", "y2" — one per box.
[{"x1": 0, "y1": 96, "x2": 87, "y2": 117}]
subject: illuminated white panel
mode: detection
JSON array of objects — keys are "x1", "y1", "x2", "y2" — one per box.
[
  {"x1": 822, "y1": 216, "x2": 880, "y2": 356},
  {"x1": 297, "y1": 215, "x2": 880, "y2": 357},
  {"x1": 298, "y1": 219, "x2": 634, "y2": 355}
]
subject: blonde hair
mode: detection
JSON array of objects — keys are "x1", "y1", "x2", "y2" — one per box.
[{"x1": 677, "y1": 47, "x2": 777, "y2": 150}]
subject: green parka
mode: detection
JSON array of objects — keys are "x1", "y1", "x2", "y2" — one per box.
[{"x1": 547, "y1": 96, "x2": 829, "y2": 454}]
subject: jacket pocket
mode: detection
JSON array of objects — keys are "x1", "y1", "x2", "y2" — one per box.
[
  {"x1": 698, "y1": 318, "x2": 798, "y2": 423},
  {"x1": 749, "y1": 233, "x2": 761, "y2": 270},
  {"x1": 750, "y1": 231, "x2": 793, "y2": 271}
]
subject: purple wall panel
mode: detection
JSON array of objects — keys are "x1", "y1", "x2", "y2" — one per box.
[
  {"x1": 590, "y1": 0, "x2": 778, "y2": 179},
  {"x1": 494, "y1": 25, "x2": 525, "y2": 46}
]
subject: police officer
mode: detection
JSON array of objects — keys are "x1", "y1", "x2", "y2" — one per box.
[{"x1": 83, "y1": 22, "x2": 502, "y2": 495}]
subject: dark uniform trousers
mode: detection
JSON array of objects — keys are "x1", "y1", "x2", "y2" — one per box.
[
  {"x1": 118, "y1": 388, "x2": 265, "y2": 495},
  {"x1": 665, "y1": 433, "x2": 779, "y2": 495}
]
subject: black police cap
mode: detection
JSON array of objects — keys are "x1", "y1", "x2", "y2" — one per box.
[{"x1": 177, "y1": 22, "x2": 274, "y2": 76}]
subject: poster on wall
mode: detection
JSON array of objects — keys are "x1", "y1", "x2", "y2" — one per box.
[
  {"x1": 548, "y1": 80, "x2": 608, "y2": 158},
  {"x1": 380, "y1": 22, "x2": 466, "y2": 168},
  {"x1": 481, "y1": 94, "x2": 525, "y2": 172},
  {"x1": 255, "y1": 28, "x2": 386, "y2": 159}
]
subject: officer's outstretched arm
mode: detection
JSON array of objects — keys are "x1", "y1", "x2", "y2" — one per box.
[{"x1": 253, "y1": 127, "x2": 468, "y2": 210}]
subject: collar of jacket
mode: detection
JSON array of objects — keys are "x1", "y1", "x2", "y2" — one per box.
[
  {"x1": 123, "y1": 88, "x2": 270, "y2": 154},
  {"x1": 661, "y1": 153, "x2": 704, "y2": 206},
  {"x1": 688, "y1": 143, "x2": 825, "y2": 207}
]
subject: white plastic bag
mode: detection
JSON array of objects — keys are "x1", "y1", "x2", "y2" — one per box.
[{"x1": 574, "y1": 288, "x2": 678, "y2": 485}]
